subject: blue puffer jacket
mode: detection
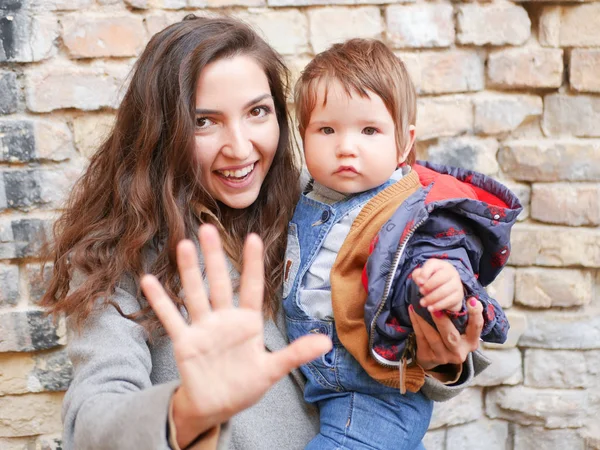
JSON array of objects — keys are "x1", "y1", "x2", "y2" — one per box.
[{"x1": 363, "y1": 161, "x2": 522, "y2": 366}]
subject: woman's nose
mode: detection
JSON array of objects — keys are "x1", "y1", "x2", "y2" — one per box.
[{"x1": 221, "y1": 123, "x2": 252, "y2": 160}]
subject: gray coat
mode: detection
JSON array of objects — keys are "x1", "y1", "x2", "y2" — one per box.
[{"x1": 62, "y1": 269, "x2": 491, "y2": 450}]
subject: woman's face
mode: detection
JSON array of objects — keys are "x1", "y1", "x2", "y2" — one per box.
[{"x1": 194, "y1": 55, "x2": 280, "y2": 209}]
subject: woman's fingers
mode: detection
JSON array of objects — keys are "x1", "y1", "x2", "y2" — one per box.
[
  {"x1": 141, "y1": 274, "x2": 187, "y2": 341},
  {"x1": 464, "y1": 298, "x2": 484, "y2": 351},
  {"x1": 198, "y1": 225, "x2": 233, "y2": 310},
  {"x1": 266, "y1": 334, "x2": 332, "y2": 382},
  {"x1": 177, "y1": 240, "x2": 211, "y2": 322},
  {"x1": 239, "y1": 233, "x2": 265, "y2": 312}
]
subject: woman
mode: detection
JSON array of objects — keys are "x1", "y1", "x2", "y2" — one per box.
[{"x1": 43, "y1": 15, "x2": 488, "y2": 450}]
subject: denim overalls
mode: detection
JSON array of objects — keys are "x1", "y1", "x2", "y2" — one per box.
[{"x1": 282, "y1": 179, "x2": 432, "y2": 450}]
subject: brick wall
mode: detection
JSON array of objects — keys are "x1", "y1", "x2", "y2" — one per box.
[{"x1": 0, "y1": 0, "x2": 599, "y2": 449}]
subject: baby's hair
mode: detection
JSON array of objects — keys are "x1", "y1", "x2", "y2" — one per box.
[{"x1": 295, "y1": 39, "x2": 417, "y2": 164}]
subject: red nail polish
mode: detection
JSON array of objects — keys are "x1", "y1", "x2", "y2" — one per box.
[
  {"x1": 409, "y1": 305, "x2": 414, "y2": 312},
  {"x1": 433, "y1": 310, "x2": 444, "y2": 318},
  {"x1": 469, "y1": 298, "x2": 477, "y2": 307}
]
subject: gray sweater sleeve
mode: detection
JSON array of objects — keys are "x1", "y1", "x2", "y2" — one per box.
[
  {"x1": 62, "y1": 286, "x2": 179, "y2": 450},
  {"x1": 421, "y1": 349, "x2": 491, "y2": 402}
]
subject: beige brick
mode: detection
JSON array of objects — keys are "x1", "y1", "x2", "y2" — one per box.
[
  {"x1": 510, "y1": 224, "x2": 600, "y2": 268},
  {"x1": 284, "y1": 55, "x2": 311, "y2": 87},
  {"x1": 0, "y1": 437, "x2": 30, "y2": 450},
  {"x1": 25, "y1": 64, "x2": 129, "y2": 113},
  {"x1": 28, "y1": 0, "x2": 94, "y2": 9},
  {"x1": 430, "y1": 388, "x2": 483, "y2": 428},
  {"x1": 126, "y1": 0, "x2": 149, "y2": 7},
  {"x1": 237, "y1": 10, "x2": 308, "y2": 56},
  {"x1": 531, "y1": 183, "x2": 600, "y2": 226},
  {"x1": 416, "y1": 96, "x2": 473, "y2": 140},
  {"x1": 488, "y1": 48, "x2": 563, "y2": 89},
  {"x1": 515, "y1": 268, "x2": 593, "y2": 308},
  {"x1": 269, "y1": 0, "x2": 411, "y2": 7},
  {"x1": 308, "y1": 7, "x2": 382, "y2": 54},
  {"x1": 144, "y1": 11, "x2": 188, "y2": 36},
  {"x1": 540, "y1": 4, "x2": 600, "y2": 47},
  {"x1": 406, "y1": 50, "x2": 484, "y2": 94},
  {"x1": 394, "y1": 52, "x2": 421, "y2": 92},
  {"x1": 499, "y1": 139, "x2": 600, "y2": 182},
  {"x1": 73, "y1": 113, "x2": 116, "y2": 159},
  {"x1": 570, "y1": 49, "x2": 600, "y2": 93},
  {"x1": 543, "y1": 94, "x2": 600, "y2": 138},
  {"x1": 486, "y1": 266, "x2": 515, "y2": 309},
  {"x1": 514, "y1": 426, "x2": 585, "y2": 450},
  {"x1": 426, "y1": 137, "x2": 499, "y2": 175},
  {"x1": 386, "y1": 3, "x2": 454, "y2": 49},
  {"x1": 498, "y1": 180, "x2": 530, "y2": 221},
  {"x1": 474, "y1": 94, "x2": 542, "y2": 135},
  {"x1": 34, "y1": 119, "x2": 77, "y2": 161},
  {"x1": 457, "y1": 4, "x2": 530, "y2": 46},
  {"x1": 472, "y1": 348, "x2": 522, "y2": 386},
  {"x1": 148, "y1": 0, "x2": 187, "y2": 7},
  {"x1": 446, "y1": 419, "x2": 510, "y2": 450},
  {"x1": 524, "y1": 349, "x2": 600, "y2": 389},
  {"x1": 0, "y1": 353, "x2": 36, "y2": 396},
  {"x1": 0, "y1": 392, "x2": 63, "y2": 437},
  {"x1": 62, "y1": 14, "x2": 147, "y2": 59},
  {"x1": 207, "y1": 0, "x2": 264, "y2": 7}
]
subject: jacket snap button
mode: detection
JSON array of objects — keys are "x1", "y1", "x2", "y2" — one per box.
[{"x1": 321, "y1": 210, "x2": 330, "y2": 222}]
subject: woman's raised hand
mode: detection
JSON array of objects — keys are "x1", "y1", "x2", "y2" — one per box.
[{"x1": 140, "y1": 225, "x2": 332, "y2": 447}]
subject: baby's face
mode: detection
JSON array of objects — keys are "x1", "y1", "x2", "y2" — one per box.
[{"x1": 303, "y1": 79, "x2": 400, "y2": 194}]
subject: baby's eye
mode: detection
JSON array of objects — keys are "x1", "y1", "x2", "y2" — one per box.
[
  {"x1": 362, "y1": 127, "x2": 378, "y2": 135},
  {"x1": 196, "y1": 117, "x2": 214, "y2": 129},
  {"x1": 320, "y1": 127, "x2": 334, "y2": 135}
]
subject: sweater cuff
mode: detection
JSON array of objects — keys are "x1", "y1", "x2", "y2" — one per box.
[
  {"x1": 425, "y1": 363, "x2": 463, "y2": 385},
  {"x1": 167, "y1": 396, "x2": 220, "y2": 450}
]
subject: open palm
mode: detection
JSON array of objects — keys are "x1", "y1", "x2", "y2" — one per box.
[{"x1": 140, "y1": 225, "x2": 331, "y2": 446}]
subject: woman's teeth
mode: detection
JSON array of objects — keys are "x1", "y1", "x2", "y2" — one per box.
[{"x1": 219, "y1": 163, "x2": 255, "y2": 179}]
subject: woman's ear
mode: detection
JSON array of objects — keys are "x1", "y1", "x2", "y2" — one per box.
[{"x1": 397, "y1": 125, "x2": 417, "y2": 165}]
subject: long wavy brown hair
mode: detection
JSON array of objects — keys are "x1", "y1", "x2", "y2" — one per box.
[{"x1": 42, "y1": 15, "x2": 301, "y2": 334}]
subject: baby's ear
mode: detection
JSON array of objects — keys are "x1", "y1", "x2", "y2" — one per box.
[{"x1": 397, "y1": 125, "x2": 416, "y2": 165}]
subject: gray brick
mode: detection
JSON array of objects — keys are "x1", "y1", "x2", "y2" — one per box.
[
  {"x1": 430, "y1": 388, "x2": 483, "y2": 429},
  {"x1": 0, "y1": 11, "x2": 58, "y2": 62},
  {"x1": 0, "y1": 263, "x2": 19, "y2": 306},
  {"x1": 514, "y1": 425, "x2": 584, "y2": 450},
  {"x1": 0, "y1": 71, "x2": 17, "y2": 114},
  {"x1": 26, "y1": 263, "x2": 52, "y2": 305},
  {"x1": 446, "y1": 419, "x2": 509, "y2": 450},
  {"x1": 519, "y1": 309, "x2": 600, "y2": 349},
  {"x1": 3, "y1": 170, "x2": 43, "y2": 210},
  {"x1": 0, "y1": 218, "x2": 51, "y2": 259},
  {"x1": 32, "y1": 349, "x2": 73, "y2": 392},
  {"x1": 0, "y1": 120, "x2": 35, "y2": 162},
  {"x1": 0, "y1": 310, "x2": 62, "y2": 352}
]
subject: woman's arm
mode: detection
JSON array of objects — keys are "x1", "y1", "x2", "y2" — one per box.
[{"x1": 410, "y1": 297, "x2": 491, "y2": 402}]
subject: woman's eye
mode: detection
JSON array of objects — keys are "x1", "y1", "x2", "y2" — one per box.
[
  {"x1": 250, "y1": 106, "x2": 271, "y2": 118},
  {"x1": 195, "y1": 117, "x2": 214, "y2": 129},
  {"x1": 362, "y1": 127, "x2": 377, "y2": 135},
  {"x1": 321, "y1": 127, "x2": 334, "y2": 135}
]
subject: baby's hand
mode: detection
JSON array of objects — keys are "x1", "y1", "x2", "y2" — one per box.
[{"x1": 412, "y1": 259, "x2": 463, "y2": 312}]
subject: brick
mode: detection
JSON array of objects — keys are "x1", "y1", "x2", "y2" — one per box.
[
  {"x1": 73, "y1": 113, "x2": 115, "y2": 158},
  {"x1": 144, "y1": 11, "x2": 187, "y2": 36},
  {"x1": 488, "y1": 48, "x2": 563, "y2": 89},
  {"x1": 0, "y1": 311, "x2": 64, "y2": 353},
  {"x1": 510, "y1": 224, "x2": 600, "y2": 268},
  {"x1": 147, "y1": 0, "x2": 187, "y2": 8},
  {"x1": 26, "y1": 263, "x2": 52, "y2": 305},
  {"x1": 62, "y1": 14, "x2": 147, "y2": 59},
  {"x1": 25, "y1": 64, "x2": 129, "y2": 113},
  {"x1": 516, "y1": 268, "x2": 593, "y2": 308},
  {"x1": 430, "y1": 388, "x2": 483, "y2": 429},
  {"x1": 237, "y1": 10, "x2": 308, "y2": 56},
  {"x1": 0, "y1": 392, "x2": 63, "y2": 437},
  {"x1": 0, "y1": 349, "x2": 72, "y2": 395},
  {"x1": 422, "y1": 429, "x2": 445, "y2": 450},
  {"x1": 0, "y1": 12, "x2": 58, "y2": 62},
  {"x1": 39, "y1": 164, "x2": 87, "y2": 208},
  {"x1": 284, "y1": 55, "x2": 311, "y2": 88},
  {"x1": 35, "y1": 434, "x2": 63, "y2": 450},
  {"x1": 407, "y1": 50, "x2": 484, "y2": 95},
  {"x1": 386, "y1": 3, "x2": 454, "y2": 49},
  {"x1": 525, "y1": 349, "x2": 600, "y2": 389},
  {"x1": 499, "y1": 180, "x2": 530, "y2": 222},
  {"x1": 308, "y1": 7, "x2": 382, "y2": 54},
  {"x1": 416, "y1": 96, "x2": 473, "y2": 140},
  {"x1": 3, "y1": 170, "x2": 42, "y2": 210},
  {"x1": 0, "y1": 264, "x2": 19, "y2": 307},
  {"x1": 514, "y1": 425, "x2": 584, "y2": 450},
  {"x1": 486, "y1": 385, "x2": 591, "y2": 428},
  {"x1": 268, "y1": 0, "x2": 407, "y2": 7},
  {"x1": 540, "y1": 4, "x2": 600, "y2": 47},
  {"x1": 446, "y1": 418, "x2": 509, "y2": 450},
  {"x1": 485, "y1": 266, "x2": 515, "y2": 309},
  {"x1": 457, "y1": 4, "x2": 530, "y2": 46},
  {"x1": 472, "y1": 348, "x2": 522, "y2": 386},
  {"x1": 484, "y1": 309, "x2": 527, "y2": 349},
  {"x1": 0, "y1": 72, "x2": 17, "y2": 114},
  {"x1": 474, "y1": 94, "x2": 542, "y2": 135},
  {"x1": 207, "y1": 0, "x2": 263, "y2": 6},
  {"x1": 499, "y1": 139, "x2": 600, "y2": 182},
  {"x1": 0, "y1": 218, "x2": 52, "y2": 260},
  {"x1": 544, "y1": 94, "x2": 600, "y2": 138},
  {"x1": 519, "y1": 308, "x2": 600, "y2": 349},
  {"x1": 531, "y1": 183, "x2": 600, "y2": 226},
  {"x1": 0, "y1": 120, "x2": 35, "y2": 162},
  {"x1": 570, "y1": 49, "x2": 600, "y2": 93},
  {"x1": 27, "y1": 0, "x2": 94, "y2": 9},
  {"x1": 426, "y1": 137, "x2": 498, "y2": 175},
  {"x1": 34, "y1": 119, "x2": 77, "y2": 162},
  {"x1": 126, "y1": 0, "x2": 149, "y2": 7}
]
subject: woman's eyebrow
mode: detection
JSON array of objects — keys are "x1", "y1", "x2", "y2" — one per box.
[{"x1": 195, "y1": 94, "x2": 273, "y2": 115}]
